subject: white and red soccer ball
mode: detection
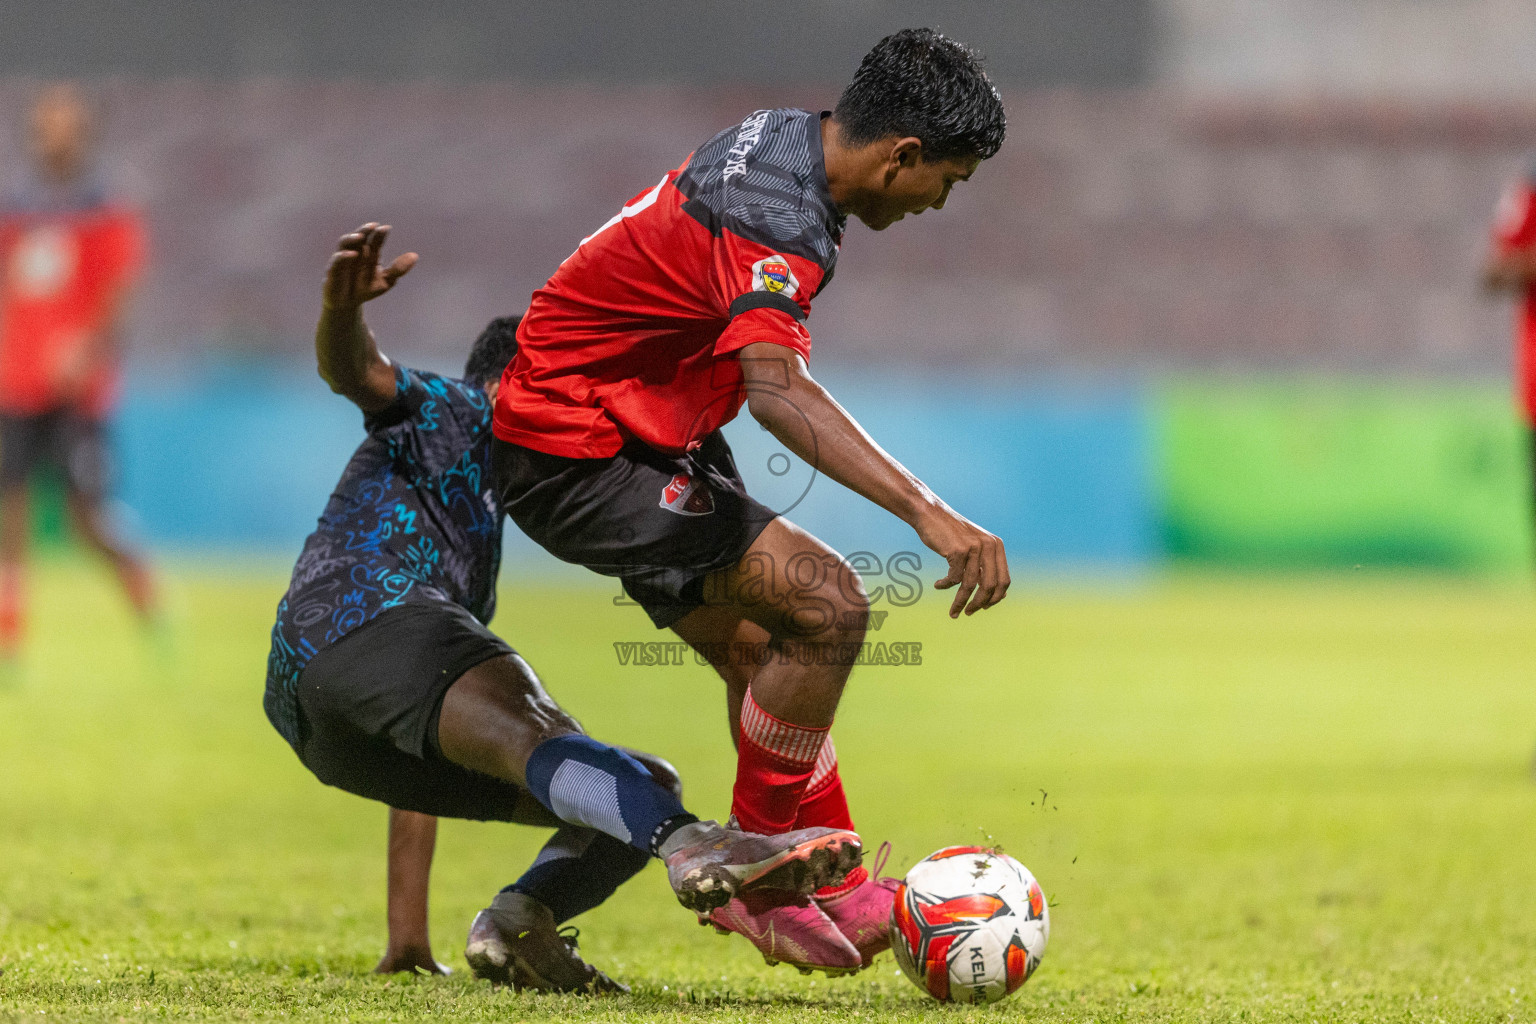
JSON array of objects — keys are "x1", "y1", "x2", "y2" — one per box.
[{"x1": 889, "y1": 845, "x2": 1049, "y2": 1004}]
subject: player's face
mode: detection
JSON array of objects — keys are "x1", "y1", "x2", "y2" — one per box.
[
  {"x1": 29, "y1": 88, "x2": 91, "y2": 182},
  {"x1": 864, "y1": 152, "x2": 981, "y2": 231}
]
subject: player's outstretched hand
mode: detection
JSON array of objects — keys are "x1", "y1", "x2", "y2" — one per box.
[
  {"x1": 917, "y1": 505, "x2": 1010, "y2": 618},
  {"x1": 322, "y1": 222, "x2": 417, "y2": 311}
]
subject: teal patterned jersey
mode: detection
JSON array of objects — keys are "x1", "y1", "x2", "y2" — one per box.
[{"x1": 264, "y1": 365, "x2": 503, "y2": 748}]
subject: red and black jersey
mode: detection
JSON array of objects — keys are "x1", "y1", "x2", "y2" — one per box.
[{"x1": 494, "y1": 108, "x2": 846, "y2": 458}]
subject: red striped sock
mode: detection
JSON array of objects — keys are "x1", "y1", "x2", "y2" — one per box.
[
  {"x1": 794, "y1": 738, "x2": 867, "y2": 895},
  {"x1": 795, "y1": 738, "x2": 855, "y2": 832},
  {"x1": 730, "y1": 688, "x2": 828, "y2": 836}
]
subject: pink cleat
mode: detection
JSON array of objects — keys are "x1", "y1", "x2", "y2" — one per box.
[
  {"x1": 702, "y1": 887, "x2": 862, "y2": 976},
  {"x1": 816, "y1": 842, "x2": 901, "y2": 969},
  {"x1": 661, "y1": 819, "x2": 862, "y2": 913}
]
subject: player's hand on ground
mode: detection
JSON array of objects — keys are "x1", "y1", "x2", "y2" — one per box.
[
  {"x1": 916, "y1": 505, "x2": 1010, "y2": 618},
  {"x1": 322, "y1": 223, "x2": 417, "y2": 311},
  {"x1": 374, "y1": 946, "x2": 451, "y2": 976}
]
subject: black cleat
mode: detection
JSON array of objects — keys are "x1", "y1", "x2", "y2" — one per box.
[{"x1": 464, "y1": 892, "x2": 627, "y2": 995}]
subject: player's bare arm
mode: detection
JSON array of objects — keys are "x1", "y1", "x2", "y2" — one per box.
[
  {"x1": 1482, "y1": 248, "x2": 1536, "y2": 293},
  {"x1": 316, "y1": 222, "x2": 417, "y2": 413},
  {"x1": 736, "y1": 341, "x2": 1009, "y2": 618},
  {"x1": 375, "y1": 808, "x2": 450, "y2": 976}
]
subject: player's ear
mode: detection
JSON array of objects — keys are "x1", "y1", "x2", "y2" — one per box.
[
  {"x1": 881, "y1": 137, "x2": 925, "y2": 188},
  {"x1": 891, "y1": 137, "x2": 924, "y2": 169}
]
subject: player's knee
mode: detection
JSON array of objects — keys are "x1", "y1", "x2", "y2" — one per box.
[
  {"x1": 444, "y1": 654, "x2": 582, "y2": 757},
  {"x1": 825, "y1": 564, "x2": 870, "y2": 644},
  {"x1": 492, "y1": 654, "x2": 578, "y2": 732},
  {"x1": 629, "y1": 751, "x2": 683, "y2": 799},
  {"x1": 524, "y1": 694, "x2": 583, "y2": 745},
  {"x1": 782, "y1": 556, "x2": 869, "y2": 644}
]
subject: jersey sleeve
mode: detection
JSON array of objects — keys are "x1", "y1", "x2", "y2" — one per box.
[
  {"x1": 365, "y1": 364, "x2": 490, "y2": 437},
  {"x1": 715, "y1": 305, "x2": 812, "y2": 363},
  {"x1": 364, "y1": 364, "x2": 445, "y2": 431},
  {"x1": 711, "y1": 226, "x2": 825, "y2": 362},
  {"x1": 1493, "y1": 175, "x2": 1536, "y2": 252}
]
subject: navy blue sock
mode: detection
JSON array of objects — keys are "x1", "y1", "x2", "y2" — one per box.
[
  {"x1": 502, "y1": 826, "x2": 649, "y2": 924},
  {"x1": 524, "y1": 734, "x2": 697, "y2": 856}
]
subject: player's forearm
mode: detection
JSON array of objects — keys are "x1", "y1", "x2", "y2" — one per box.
[
  {"x1": 748, "y1": 369, "x2": 940, "y2": 527},
  {"x1": 314, "y1": 224, "x2": 414, "y2": 410},
  {"x1": 1483, "y1": 251, "x2": 1536, "y2": 292},
  {"x1": 385, "y1": 808, "x2": 437, "y2": 949},
  {"x1": 315, "y1": 305, "x2": 392, "y2": 403}
]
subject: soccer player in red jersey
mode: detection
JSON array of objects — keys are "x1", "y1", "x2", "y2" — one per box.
[
  {"x1": 1484, "y1": 159, "x2": 1536, "y2": 539},
  {"x1": 491, "y1": 30, "x2": 1009, "y2": 973},
  {"x1": 0, "y1": 85, "x2": 157, "y2": 657}
]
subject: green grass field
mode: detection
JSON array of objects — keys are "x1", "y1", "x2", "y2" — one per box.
[{"x1": 3, "y1": 560, "x2": 1536, "y2": 1022}]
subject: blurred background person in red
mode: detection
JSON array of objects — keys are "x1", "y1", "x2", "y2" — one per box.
[
  {"x1": 0, "y1": 84, "x2": 156, "y2": 660},
  {"x1": 1483, "y1": 157, "x2": 1536, "y2": 547}
]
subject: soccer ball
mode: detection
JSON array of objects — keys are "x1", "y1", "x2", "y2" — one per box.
[{"x1": 889, "y1": 845, "x2": 1049, "y2": 1004}]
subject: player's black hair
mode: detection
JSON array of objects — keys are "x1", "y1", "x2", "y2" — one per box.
[
  {"x1": 463, "y1": 314, "x2": 521, "y2": 386},
  {"x1": 832, "y1": 28, "x2": 1006, "y2": 163}
]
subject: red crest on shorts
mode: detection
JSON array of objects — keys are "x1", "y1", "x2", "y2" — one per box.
[{"x1": 660, "y1": 472, "x2": 714, "y2": 516}]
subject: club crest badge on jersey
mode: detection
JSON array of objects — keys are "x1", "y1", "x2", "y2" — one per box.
[
  {"x1": 751, "y1": 255, "x2": 799, "y2": 298},
  {"x1": 660, "y1": 472, "x2": 715, "y2": 516}
]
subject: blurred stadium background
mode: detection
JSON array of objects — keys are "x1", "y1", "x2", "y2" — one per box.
[{"x1": 3, "y1": 0, "x2": 1536, "y2": 572}]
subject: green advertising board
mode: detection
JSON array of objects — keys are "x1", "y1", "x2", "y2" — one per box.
[{"x1": 1158, "y1": 380, "x2": 1532, "y2": 571}]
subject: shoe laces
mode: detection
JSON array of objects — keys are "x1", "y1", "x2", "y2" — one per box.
[
  {"x1": 557, "y1": 925, "x2": 581, "y2": 951},
  {"x1": 870, "y1": 841, "x2": 893, "y2": 882}
]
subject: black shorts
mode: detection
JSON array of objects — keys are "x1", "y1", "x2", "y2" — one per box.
[
  {"x1": 0, "y1": 410, "x2": 113, "y2": 501},
  {"x1": 492, "y1": 431, "x2": 778, "y2": 629},
  {"x1": 293, "y1": 601, "x2": 549, "y2": 822}
]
